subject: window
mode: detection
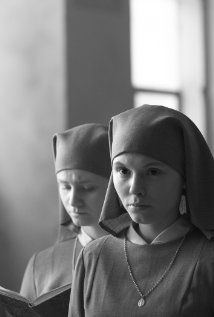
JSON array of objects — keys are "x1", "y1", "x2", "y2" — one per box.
[{"x1": 129, "y1": 0, "x2": 206, "y2": 136}]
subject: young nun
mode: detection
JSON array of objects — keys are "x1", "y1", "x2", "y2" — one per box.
[
  {"x1": 20, "y1": 123, "x2": 111, "y2": 301},
  {"x1": 69, "y1": 105, "x2": 214, "y2": 317}
]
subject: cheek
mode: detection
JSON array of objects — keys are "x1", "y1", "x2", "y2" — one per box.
[
  {"x1": 114, "y1": 181, "x2": 127, "y2": 203},
  {"x1": 85, "y1": 191, "x2": 105, "y2": 219},
  {"x1": 150, "y1": 179, "x2": 182, "y2": 204},
  {"x1": 60, "y1": 195, "x2": 69, "y2": 210},
  {"x1": 59, "y1": 190, "x2": 67, "y2": 204},
  {"x1": 86, "y1": 190, "x2": 104, "y2": 208},
  {"x1": 113, "y1": 177, "x2": 121, "y2": 194}
]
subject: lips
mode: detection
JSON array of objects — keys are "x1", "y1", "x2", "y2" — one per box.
[
  {"x1": 127, "y1": 203, "x2": 150, "y2": 208},
  {"x1": 69, "y1": 208, "x2": 86, "y2": 215},
  {"x1": 129, "y1": 203, "x2": 143, "y2": 206}
]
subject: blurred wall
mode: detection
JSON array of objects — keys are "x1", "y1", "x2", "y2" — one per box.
[
  {"x1": 204, "y1": 0, "x2": 214, "y2": 152},
  {"x1": 66, "y1": 0, "x2": 132, "y2": 127},
  {"x1": 0, "y1": 1, "x2": 65, "y2": 290}
]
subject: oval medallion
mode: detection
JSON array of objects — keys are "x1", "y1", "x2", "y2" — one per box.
[{"x1": 138, "y1": 297, "x2": 145, "y2": 307}]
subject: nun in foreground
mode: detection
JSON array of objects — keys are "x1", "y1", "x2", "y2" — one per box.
[
  {"x1": 69, "y1": 105, "x2": 214, "y2": 316},
  {"x1": 20, "y1": 124, "x2": 111, "y2": 301}
]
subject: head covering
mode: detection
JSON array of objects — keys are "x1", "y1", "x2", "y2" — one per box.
[
  {"x1": 99, "y1": 104, "x2": 214, "y2": 239},
  {"x1": 53, "y1": 123, "x2": 111, "y2": 241}
]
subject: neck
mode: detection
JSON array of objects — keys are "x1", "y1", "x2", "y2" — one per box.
[
  {"x1": 138, "y1": 215, "x2": 180, "y2": 243},
  {"x1": 136, "y1": 225, "x2": 157, "y2": 243},
  {"x1": 81, "y1": 224, "x2": 107, "y2": 240}
]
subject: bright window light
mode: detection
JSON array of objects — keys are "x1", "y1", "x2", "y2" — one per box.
[
  {"x1": 130, "y1": 0, "x2": 180, "y2": 90},
  {"x1": 134, "y1": 92, "x2": 179, "y2": 110}
]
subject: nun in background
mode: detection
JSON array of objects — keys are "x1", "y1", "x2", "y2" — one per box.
[
  {"x1": 69, "y1": 105, "x2": 214, "y2": 317},
  {"x1": 20, "y1": 123, "x2": 111, "y2": 301}
]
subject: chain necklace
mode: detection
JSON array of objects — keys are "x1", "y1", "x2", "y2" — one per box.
[{"x1": 124, "y1": 233, "x2": 186, "y2": 308}]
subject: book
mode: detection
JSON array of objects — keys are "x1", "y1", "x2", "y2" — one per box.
[{"x1": 0, "y1": 283, "x2": 71, "y2": 317}]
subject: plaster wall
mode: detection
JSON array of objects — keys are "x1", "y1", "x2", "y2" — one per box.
[{"x1": 0, "y1": 0, "x2": 65, "y2": 290}]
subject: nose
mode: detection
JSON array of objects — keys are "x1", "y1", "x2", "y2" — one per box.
[
  {"x1": 129, "y1": 174, "x2": 146, "y2": 196},
  {"x1": 68, "y1": 188, "x2": 83, "y2": 207}
]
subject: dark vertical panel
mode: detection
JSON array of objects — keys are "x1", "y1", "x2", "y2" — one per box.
[
  {"x1": 202, "y1": 0, "x2": 211, "y2": 148},
  {"x1": 65, "y1": 0, "x2": 133, "y2": 128},
  {"x1": 203, "y1": 0, "x2": 214, "y2": 151}
]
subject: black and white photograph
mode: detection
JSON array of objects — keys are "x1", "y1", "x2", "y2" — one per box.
[{"x1": 0, "y1": 0, "x2": 213, "y2": 316}]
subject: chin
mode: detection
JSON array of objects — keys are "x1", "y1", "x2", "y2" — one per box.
[
  {"x1": 130, "y1": 215, "x2": 143, "y2": 224},
  {"x1": 72, "y1": 219, "x2": 82, "y2": 227},
  {"x1": 130, "y1": 214, "x2": 152, "y2": 225},
  {"x1": 72, "y1": 217, "x2": 94, "y2": 227}
]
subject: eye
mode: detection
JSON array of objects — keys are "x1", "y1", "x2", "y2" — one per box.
[
  {"x1": 60, "y1": 184, "x2": 71, "y2": 190},
  {"x1": 115, "y1": 166, "x2": 130, "y2": 177},
  {"x1": 81, "y1": 185, "x2": 96, "y2": 192},
  {"x1": 147, "y1": 168, "x2": 161, "y2": 176}
]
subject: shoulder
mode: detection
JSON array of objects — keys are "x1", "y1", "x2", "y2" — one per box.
[
  {"x1": 187, "y1": 232, "x2": 214, "y2": 295},
  {"x1": 198, "y1": 236, "x2": 214, "y2": 263},
  {"x1": 83, "y1": 235, "x2": 109, "y2": 253},
  {"x1": 22, "y1": 253, "x2": 37, "y2": 276},
  {"x1": 82, "y1": 234, "x2": 122, "y2": 262},
  {"x1": 190, "y1": 228, "x2": 214, "y2": 259},
  {"x1": 192, "y1": 230, "x2": 214, "y2": 279},
  {"x1": 34, "y1": 236, "x2": 78, "y2": 265}
]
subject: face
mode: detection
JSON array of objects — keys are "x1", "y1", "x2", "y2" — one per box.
[
  {"x1": 112, "y1": 153, "x2": 184, "y2": 232},
  {"x1": 57, "y1": 169, "x2": 108, "y2": 227}
]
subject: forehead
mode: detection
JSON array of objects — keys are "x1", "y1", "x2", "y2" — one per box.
[
  {"x1": 113, "y1": 153, "x2": 166, "y2": 168},
  {"x1": 56, "y1": 169, "x2": 106, "y2": 184}
]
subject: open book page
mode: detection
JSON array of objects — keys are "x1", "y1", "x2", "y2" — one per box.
[
  {"x1": 32, "y1": 284, "x2": 71, "y2": 316},
  {"x1": 0, "y1": 288, "x2": 39, "y2": 316},
  {"x1": 0, "y1": 284, "x2": 71, "y2": 317},
  {"x1": 33, "y1": 283, "x2": 71, "y2": 305}
]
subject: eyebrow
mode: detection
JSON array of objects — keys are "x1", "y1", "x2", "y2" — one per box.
[
  {"x1": 113, "y1": 160, "x2": 165, "y2": 168},
  {"x1": 143, "y1": 162, "x2": 165, "y2": 168},
  {"x1": 57, "y1": 180, "x2": 68, "y2": 184},
  {"x1": 57, "y1": 179, "x2": 94, "y2": 185}
]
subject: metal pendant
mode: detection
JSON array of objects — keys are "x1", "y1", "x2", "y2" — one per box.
[{"x1": 138, "y1": 297, "x2": 145, "y2": 307}]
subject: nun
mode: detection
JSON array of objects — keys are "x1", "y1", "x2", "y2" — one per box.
[
  {"x1": 69, "y1": 105, "x2": 214, "y2": 316},
  {"x1": 20, "y1": 123, "x2": 111, "y2": 301}
]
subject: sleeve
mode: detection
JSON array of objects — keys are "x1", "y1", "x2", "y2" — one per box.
[
  {"x1": 20, "y1": 253, "x2": 37, "y2": 301},
  {"x1": 0, "y1": 304, "x2": 11, "y2": 317},
  {"x1": 192, "y1": 239, "x2": 214, "y2": 313},
  {"x1": 201, "y1": 241, "x2": 214, "y2": 313},
  {"x1": 68, "y1": 249, "x2": 85, "y2": 317}
]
